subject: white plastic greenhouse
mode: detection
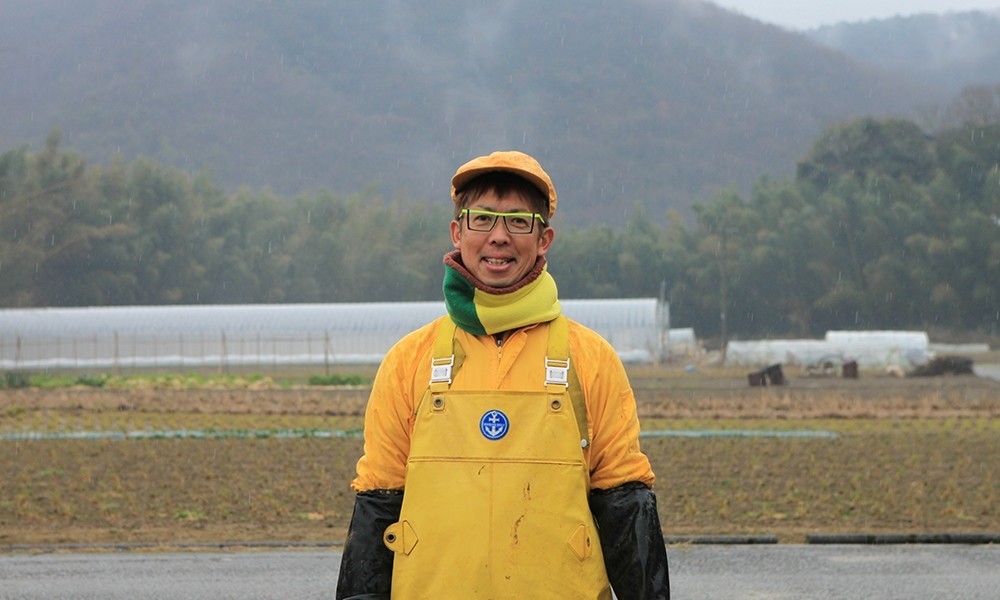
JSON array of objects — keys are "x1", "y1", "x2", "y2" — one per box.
[{"x1": 0, "y1": 299, "x2": 667, "y2": 371}]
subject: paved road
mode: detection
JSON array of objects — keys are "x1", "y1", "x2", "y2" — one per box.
[{"x1": 0, "y1": 545, "x2": 997, "y2": 599}]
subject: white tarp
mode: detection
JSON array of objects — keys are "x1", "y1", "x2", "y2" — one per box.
[{"x1": 725, "y1": 330, "x2": 932, "y2": 369}]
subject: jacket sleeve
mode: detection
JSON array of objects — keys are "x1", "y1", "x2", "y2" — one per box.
[
  {"x1": 590, "y1": 482, "x2": 670, "y2": 600},
  {"x1": 352, "y1": 322, "x2": 438, "y2": 492},
  {"x1": 336, "y1": 490, "x2": 403, "y2": 600},
  {"x1": 572, "y1": 325, "x2": 655, "y2": 489}
]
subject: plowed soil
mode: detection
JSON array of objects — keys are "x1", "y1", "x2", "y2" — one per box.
[{"x1": 2, "y1": 368, "x2": 998, "y2": 548}]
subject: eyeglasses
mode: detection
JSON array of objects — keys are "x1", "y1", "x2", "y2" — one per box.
[{"x1": 459, "y1": 209, "x2": 546, "y2": 235}]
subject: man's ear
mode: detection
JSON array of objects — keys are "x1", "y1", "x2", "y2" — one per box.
[
  {"x1": 537, "y1": 226, "x2": 555, "y2": 256},
  {"x1": 450, "y1": 219, "x2": 462, "y2": 249}
]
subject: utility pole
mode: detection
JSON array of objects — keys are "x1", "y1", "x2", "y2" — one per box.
[{"x1": 719, "y1": 227, "x2": 729, "y2": 361}]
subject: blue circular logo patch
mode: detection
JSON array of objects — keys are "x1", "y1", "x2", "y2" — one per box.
[{"x1": 479, "y1": 410, "x2": 509, "y2": 441}]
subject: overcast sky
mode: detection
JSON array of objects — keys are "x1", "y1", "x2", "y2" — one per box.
[{"x1": 708, "y1": 0, "x2": 1000, "y2": 30}]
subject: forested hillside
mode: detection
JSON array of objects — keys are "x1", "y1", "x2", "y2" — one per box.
[
  {"x1": 3, "y1": 102, "x2": 997, "y2": 339},
  {"x1": 0, "y1": 0, "x2": 949, "y2": 226}
]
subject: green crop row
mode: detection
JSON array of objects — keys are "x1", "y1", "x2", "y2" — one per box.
[{"x1": 0, "y1": 371, "x2": 369, "y2": 390}]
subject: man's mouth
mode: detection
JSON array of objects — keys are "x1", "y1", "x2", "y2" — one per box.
[{"x1": 484, "y1": 257, "x2": 513, "y2": 266}]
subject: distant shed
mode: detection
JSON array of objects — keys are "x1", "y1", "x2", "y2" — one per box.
[
  {"x1": 665, "y1": 328, "x2": 699, "y2": 360},
  {"x1": 0, "y1": 299, "x2": 667, "y2": 371}
]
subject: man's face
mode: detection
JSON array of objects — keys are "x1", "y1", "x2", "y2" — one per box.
[{"x1": 450, "y1": 189, "x2": 554, "y2": 289}]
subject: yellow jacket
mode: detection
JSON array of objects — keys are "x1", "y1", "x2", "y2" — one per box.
[{"x1": 352, "y1": 315, "x2": 654, "y2": 493}]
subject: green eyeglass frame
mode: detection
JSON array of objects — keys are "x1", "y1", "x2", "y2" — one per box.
[{"x1": 459, "y1": 208, "x2": 547, "y2": 235}]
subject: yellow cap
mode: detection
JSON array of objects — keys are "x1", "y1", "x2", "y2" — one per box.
[{"x1": 451, "y1": 151, "x2": 558, "y2": 219}]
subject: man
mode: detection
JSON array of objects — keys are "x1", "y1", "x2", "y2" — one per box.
[{"x1": 336, "y1": 151, "x2": 669, "y2": 599}]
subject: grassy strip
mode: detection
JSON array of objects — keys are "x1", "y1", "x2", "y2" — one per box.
[
  {"x1": 2, "y1": 372, "x2": 368, "y2": 390},
  {"x1": 0, "y1": 429, "x2": 365, "y2": 441}
]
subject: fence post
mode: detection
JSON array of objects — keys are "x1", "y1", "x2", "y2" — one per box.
[
  {"x1": 220, "y1": 331, "x2": 228, "y2": 375},
  {"x1": 325, "y1": 331, "x2": 331, "y2": 376}
]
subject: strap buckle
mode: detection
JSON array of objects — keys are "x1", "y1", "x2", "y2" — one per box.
[
  {"x1": 430, "y1": 355, "x2": 455, "y2": 385},
  {"x1": 544, "y1": 356, "x2": 570, "y2": 387}
]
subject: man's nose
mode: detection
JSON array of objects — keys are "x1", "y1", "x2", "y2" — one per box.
[{"x1": 487, "y1": 221, "x2": 512, "y2": 243}]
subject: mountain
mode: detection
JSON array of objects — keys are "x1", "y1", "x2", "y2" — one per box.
[
  {"x1": 807, "y1": 11, "x2": 1000, "y2": 95},
  {"x1": 0, "y1": 0, "x2": 962, "y2": 226}
]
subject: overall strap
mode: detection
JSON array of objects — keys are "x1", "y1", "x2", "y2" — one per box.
[
  {"x1": 429, "y1": 317, "x2": 462, "y2": 395},
  {"x1": 427, "y1": 315, "x2": 589, "y2": 448},
  {"x1": 546, "y1": 316, "x2": 590, "y2": 449}
]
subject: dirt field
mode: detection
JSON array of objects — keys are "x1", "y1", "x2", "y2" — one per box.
[{"x1": 2, "y1": 367, "x2": 998, "y2": 547}]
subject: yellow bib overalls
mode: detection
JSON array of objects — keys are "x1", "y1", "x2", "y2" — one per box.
[{"x1": 383, "y1": 316, "x2": 612, "y2": 599}]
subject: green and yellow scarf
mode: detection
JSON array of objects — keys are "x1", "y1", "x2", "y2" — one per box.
[{"x1": 442, "y1": 250, "x2": 561, "y2": 335}]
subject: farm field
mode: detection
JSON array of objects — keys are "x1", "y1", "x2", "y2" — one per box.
[{"x1": 1, "y1": 366, "x2": 998, "y2": 548}]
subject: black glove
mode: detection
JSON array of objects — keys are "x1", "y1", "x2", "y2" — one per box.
[
  {"x1": 336, "y1": 489, "x2": 403, "y2": 600},
  {"x1": 589, "y1": 482, "x2": 670, "y2": 600}
]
